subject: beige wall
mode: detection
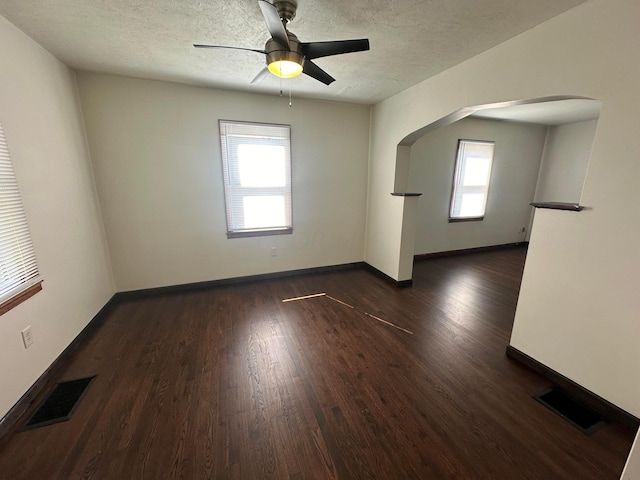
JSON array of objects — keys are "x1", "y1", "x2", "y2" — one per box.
[
  {"x1": 366, "y1": 0, "x2": 640, "y2": 417},
  {"x1": 534, "y1": 119, "x2": 598, "y2": 203},
  {"x1": 76, "y1": 73, "x2": 370, "y2": 292},
  {"x1": 0, "y1": 16, "x2": 114, "y2": 419},
  {"x1": 407, "y1": 117, "x2": 546, "y2": 254}
]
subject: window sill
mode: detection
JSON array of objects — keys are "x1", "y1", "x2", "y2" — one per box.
[
  {"x1": 227, "y1": 227, "x2": 293, "y2": 239},
  {"x1": 449, "y1": 216, "x2": 484, "y2": 223},
  {"x1": 0, "y1": 281, "x2": 43, "y2": 316}
]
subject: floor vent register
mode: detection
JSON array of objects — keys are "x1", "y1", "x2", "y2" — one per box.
[
  {"x1": 23, "y1": 375, "x2": 96, "y2": 430},
  {"x1": 533, "y1": 387, "x2": 605, "y2": 435}
]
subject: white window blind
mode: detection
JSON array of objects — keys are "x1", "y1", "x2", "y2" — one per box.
[
  {"x1": 219, "y1": 121, "x2": 292, "y2": 235},
  {"x1": 450, "y1": 140, "x2": 495, "y2": 220},
  {"x1": 0, "y1": 120, "x2": 40, "y2": 306}
]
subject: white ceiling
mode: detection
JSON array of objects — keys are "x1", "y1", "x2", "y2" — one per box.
[{"x1": 0, "y1": 0, "x2": 588, "y2": 105}]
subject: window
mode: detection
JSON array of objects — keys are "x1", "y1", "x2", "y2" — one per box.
[
  {"x1": 219, "y1": 120, "x2": 292, "y2": 238},
  {"x1": 449, "y1": 140, "x2": 495, "y2": 221},
  {"x1": 0, "y1": 120, "x2": 41, "y2": 315}
]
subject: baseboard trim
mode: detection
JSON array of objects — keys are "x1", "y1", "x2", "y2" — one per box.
[
  {"x1": 115, "y1": 262, "x2": 367, "y2": 300},
  {"x1": 363, "y1": 263, "x2": 413, "y2": 288},
  {"x1": 415, "y1": 242, "x2": 528, "y2": 261},
  {"x1": 506, "y1": 345, "x2": 639, "y2": 429},
  {"x1": 0, "y1": 295, "x2": 120, "y2": 441}
]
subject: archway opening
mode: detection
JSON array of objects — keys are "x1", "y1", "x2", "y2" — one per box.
[{"x1": 395, "y1": 96, "x2": 601, "y2": 268}]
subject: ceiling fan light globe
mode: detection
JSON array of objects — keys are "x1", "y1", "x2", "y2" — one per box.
[{"x1": 268, "y1": 60, "x2": 303, "y2": 78}]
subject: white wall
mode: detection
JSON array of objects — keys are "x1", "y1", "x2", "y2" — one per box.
[
  {"x1": 534, "y1": 119, "x2": 597, "y2": 203},
  {"x1": 366, "y1": 0, "x2": 640, "y2": 418},
  {"x1": 407, "y1": 117, "x2": 546, "y2": 254},
  {"x1": 0, "y1": 16, "x2": 114, "y2": 419},
  {"x1": 76, "y1": 73, "x2": 370, "y2": 292}
]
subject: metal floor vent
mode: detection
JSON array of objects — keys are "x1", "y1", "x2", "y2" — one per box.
[
  {"x1": 533, "y1": 388, "x2": 605, "y2": 435},
  {"x1": 23, "y1": 376, "x2": 96, "y2": 430}
]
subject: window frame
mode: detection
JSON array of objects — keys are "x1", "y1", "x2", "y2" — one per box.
[
  {"x1": 0, "y1": 119, "x2": 42, "y2": 316},
  {"x1": 218, "y1": 120, "x2": 293, "y2": 239},
  {"x1": 448, "y1": 139, "x2": 495, "y2": 222}
]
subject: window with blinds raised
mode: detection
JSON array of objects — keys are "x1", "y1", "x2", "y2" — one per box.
[
  {"x1": 0, "y1": 120, "x2": 41, "y2": 315},
  {"x1": 219, "y1": 120, "x2": 292, "y2": 238},
  {"x1": 449, "y1": 140, "x2": 495, "y2": 221}
]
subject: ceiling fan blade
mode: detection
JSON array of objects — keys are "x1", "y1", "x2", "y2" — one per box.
[
  {"x1": 251, "y1": 67, "x2": 270, "y2": 84},
  {"x1": 194, "y1": 44, "x2": 266, "y2": 54},
  {"x1": 301, "y1": 39, "x2": 370, "y2": 60},
  {"x1": 303, "y1": 60, "x2": 335, "y2": 85},
  {"x1": 258, "y1": 0, "x2": 290, "y2": 48}
]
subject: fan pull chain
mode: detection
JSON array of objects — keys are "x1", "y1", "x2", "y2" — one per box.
[{"x1": 289, "y1": 78, "x2": 292, "y2": 108}]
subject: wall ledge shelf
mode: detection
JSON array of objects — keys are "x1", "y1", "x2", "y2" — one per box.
[
  {"x1": 391, "y1": 192, "x2": 423, "y2": 197},
  {"x1": 530, "y1": 202, "x2": 584, "y2": 211}
]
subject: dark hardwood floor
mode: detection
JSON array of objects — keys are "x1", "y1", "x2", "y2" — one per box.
[{"x1": 0, "y1": 247, "x2": 635, "y2": 479}]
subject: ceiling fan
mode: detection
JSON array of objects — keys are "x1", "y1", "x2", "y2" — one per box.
[{"x1": 194, "y1": 0, "x2": 370, "y2": 85}]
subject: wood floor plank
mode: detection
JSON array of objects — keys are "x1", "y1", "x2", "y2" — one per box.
[{"x1": 0, "y1": 247, "x2": 635, "y2": 479}]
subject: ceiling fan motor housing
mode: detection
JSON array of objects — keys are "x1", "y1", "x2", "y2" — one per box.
[
  {"x1": 265, "y1": 32, "x2": 305, "y2": 69},
  {"x1": 274, "y1": 0, "x2": 297, "y2": 23}
]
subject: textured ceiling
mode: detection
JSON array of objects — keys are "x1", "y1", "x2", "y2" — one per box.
[{"x1": 0, "y1": 0, "x2": 588, "y2": 104}]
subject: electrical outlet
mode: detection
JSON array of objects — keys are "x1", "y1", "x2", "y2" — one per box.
[
  {"x1": 270, "y1": 246, "x2": 278, "y2": 257},
  {"x1": 21, "y1": 326, "x2": 34, "y2": 349}
]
